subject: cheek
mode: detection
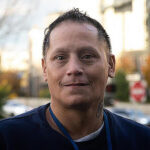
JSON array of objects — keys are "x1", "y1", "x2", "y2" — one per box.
[
  {"x1": 46, "y1": 67, "x2": 63, "y2": 91},
  {"x1": 90, "y1": 64, "x2": 108, "y2": 89},
  {"x1": 46, "y1": 67, "x2": 57, "y2": 87}
]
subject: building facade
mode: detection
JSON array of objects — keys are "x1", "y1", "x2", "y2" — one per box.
[{"x1": 100, "y1": 0, "x2": 150, "y2": 76}]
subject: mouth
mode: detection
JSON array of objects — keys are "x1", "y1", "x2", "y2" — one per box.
[{"x1": 64, "y1": 83, "x2": 89, "y2": 86}]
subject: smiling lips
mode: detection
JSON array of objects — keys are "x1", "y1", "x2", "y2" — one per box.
[{"x1": 64, "y1": 83, "x2": 90, "y2": 86}]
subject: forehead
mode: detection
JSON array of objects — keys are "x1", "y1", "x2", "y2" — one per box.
[
  {"x1": 47, "y1": 21, "x2": 108, "y2": 56},
  {"x1": 50, "y1": 21, "x2": 99, "y2": 40}
]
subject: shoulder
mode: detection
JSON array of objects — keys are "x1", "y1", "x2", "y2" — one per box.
[
  {"x1": 104, "y1": 109, "x2": 150, "y2": 149},
  {"x1": 104, "y1": 108, "x2": 150, "y2": 138},
  {"x1": 0, "y1": 103, "x2": 49, "y2": 133}
]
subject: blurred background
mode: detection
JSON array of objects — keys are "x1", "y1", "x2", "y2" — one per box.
[{"x1": 0, "y1": 0, "x2": 150, "y2": 127}]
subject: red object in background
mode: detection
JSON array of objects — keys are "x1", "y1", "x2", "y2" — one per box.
[
  {"x1": 106, "y1": 84, "x2": 116, "y2": 92},
  {"x1": 130, "y1": 81, "x2": 146, "y2": 103}
]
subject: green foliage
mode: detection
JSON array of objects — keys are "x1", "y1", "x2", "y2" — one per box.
[
  {"x1": 0, "y1": 71, "x2": 21, "y2": 119},
  {"x1": 39, "y1": 88, "x2": 50, "y2": 98},
  {"x1": 0, "y1": 80, "x2": 12, "y2": 119},
  {"x1": 114, "y1": 70, "x2": 129, "y2": 101},
  {"x1": 0, "y1": 72, "x2": 21, "y2": 95},
  {"x1": 0, "y1": 80, "x2": 12, "y2": 100}
]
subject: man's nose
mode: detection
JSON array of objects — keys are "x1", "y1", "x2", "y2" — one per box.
[{"x1": 66, "y1": 57, "x2": 83, "y2": 76}]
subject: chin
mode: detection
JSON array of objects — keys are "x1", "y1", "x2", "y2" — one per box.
[{"x1": 63, "y1": 96, "x2": 92, "y2": 110}]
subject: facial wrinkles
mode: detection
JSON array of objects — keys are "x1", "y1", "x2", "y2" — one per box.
[
  {"x1": 48, "y1": 31, "x2": 108, "y2": 66},
  {"x1": 61, "y1": 53, "x2": 85, "y2": 84},
  {"x1": 66, "y1": 54, "x2": 104, "y2": 89},
  {"x1": 47, "y1": 22, "x2": 108, "y2": 79},
  {"x1": 42, "y1": 22, "x2": 111, "y2": 113}
]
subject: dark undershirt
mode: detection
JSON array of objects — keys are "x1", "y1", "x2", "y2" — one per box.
[{"x1": 76, "y1": 125, "x2": 107, "y2": 150}]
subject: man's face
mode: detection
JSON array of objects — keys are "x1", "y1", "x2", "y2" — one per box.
[{"x1": 42, "y1": 21, "x2": 115, "y2": 109}]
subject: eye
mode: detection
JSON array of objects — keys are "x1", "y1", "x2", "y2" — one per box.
[
  {"x1": 55, "y1": 55, "x2": 65, "y2": 60},
  {"x1": 81, "y1": 54, "x2": 94, "y2": 59}
]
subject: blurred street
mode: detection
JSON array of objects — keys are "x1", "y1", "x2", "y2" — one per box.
[
  {"x1": 9, "y1": 98, "x2": 150, "y2": 115},
  {"x1": 106, "y1": 101, "x2": 150, "y2": 115}
]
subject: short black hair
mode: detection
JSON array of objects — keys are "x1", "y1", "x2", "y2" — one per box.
[{"x1": 42, "y1": 8, "x2": 111, "y2": 57}]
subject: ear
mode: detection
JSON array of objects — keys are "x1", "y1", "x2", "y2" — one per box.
[
  {"x1": 108, "y1": 54, "x2": 115, "y2": 78},
  {"x1": 42, "y1": 58, "x2": 48, "y2": 82}
]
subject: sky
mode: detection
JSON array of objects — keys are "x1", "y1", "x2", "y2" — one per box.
[
  {"x1": 0, "y1": 0, "x2": 102, "y2": 71},
  {"x1": 0, "y1": 0, "x2": 101, "y2": 52}
]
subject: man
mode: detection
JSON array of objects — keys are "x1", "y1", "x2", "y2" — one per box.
[{"x1": 0, "y1": 8, "x2": 150, "y2": 150}]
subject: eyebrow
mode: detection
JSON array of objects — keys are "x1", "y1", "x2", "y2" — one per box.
[
  {"x1": 52, "y1": 48, "x2": 69, "y2": 53},
  {"x1": 53, "y1": 46, "x2": 99, "y2": 53},
  {"x1": 77, "y1": 46, "x2": 98, "y2": 52}
]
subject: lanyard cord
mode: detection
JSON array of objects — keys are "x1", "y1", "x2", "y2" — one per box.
[
  {"x1": 49, "y1": 107, "x2": 79, "y2": 150},
  {"x1": 104, "y1": 111, "x2": 112, "y2": 150},
  {"x1": 49, "y1": 106, "x2": 112, "y2": 150}
]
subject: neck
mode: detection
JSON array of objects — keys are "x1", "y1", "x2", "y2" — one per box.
[{"x1": 46, "y1": 102, "x2": 103, "y2": 140}]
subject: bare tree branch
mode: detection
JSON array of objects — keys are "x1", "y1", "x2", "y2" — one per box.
[{"x1": 0, "y1": 0, "x2": 38, "y2": 43}]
